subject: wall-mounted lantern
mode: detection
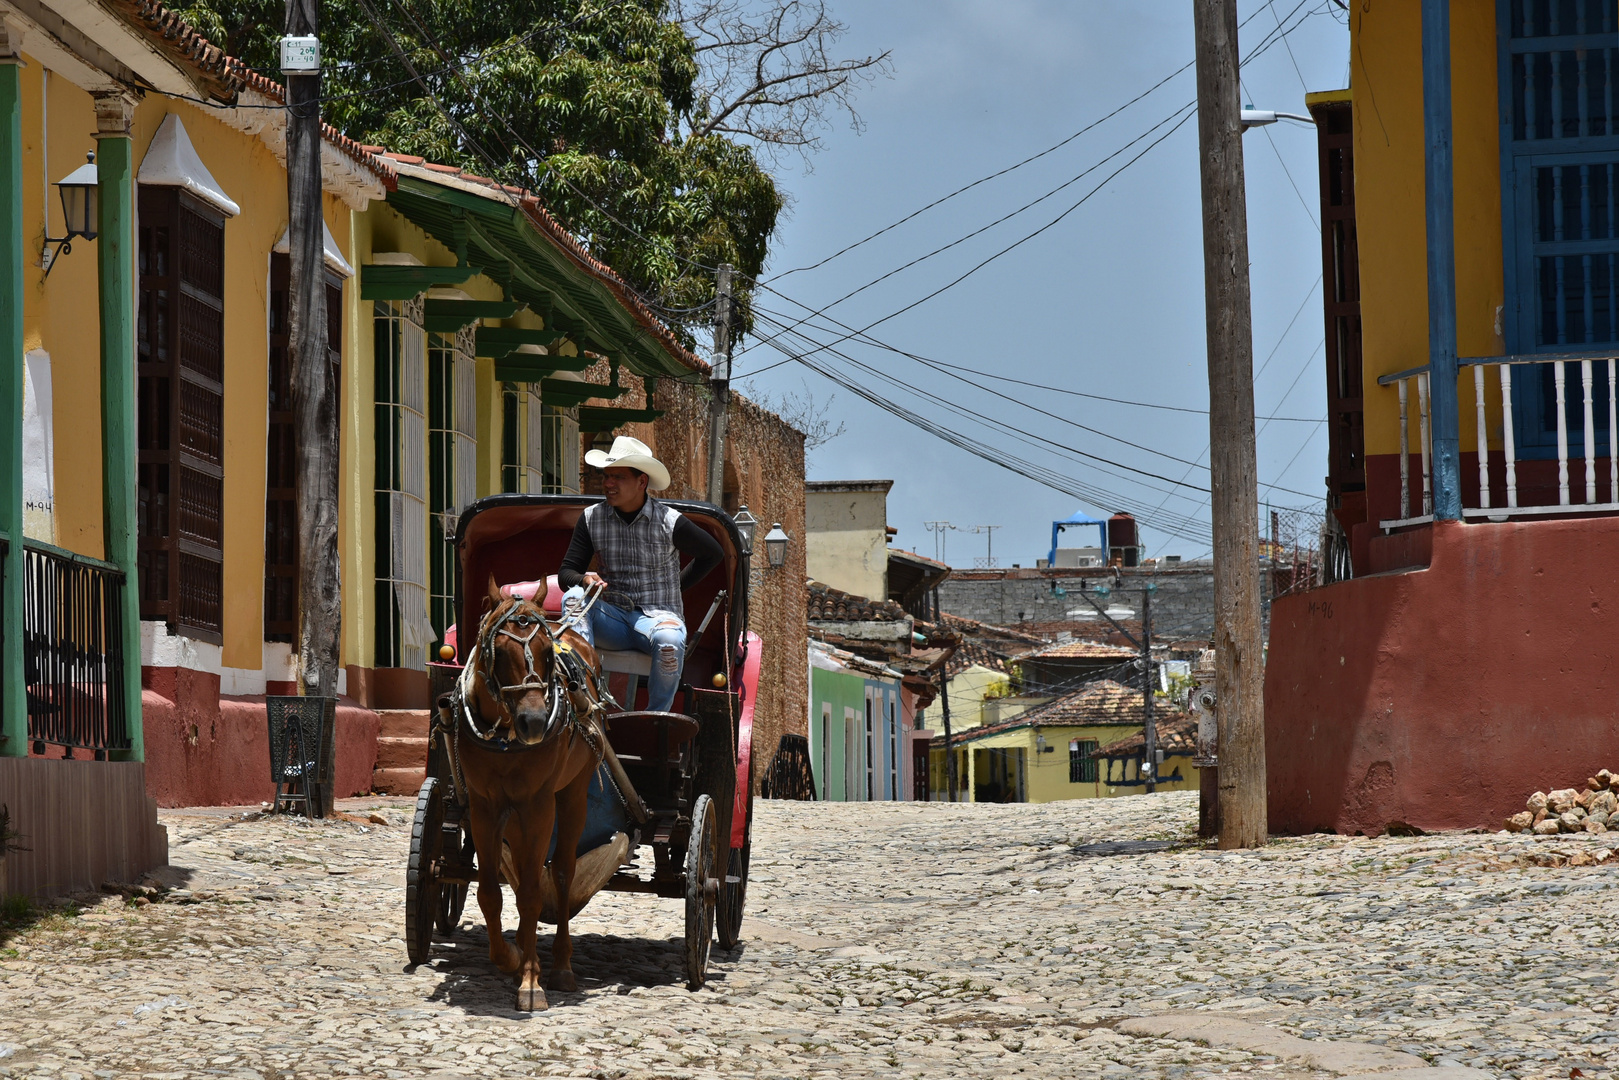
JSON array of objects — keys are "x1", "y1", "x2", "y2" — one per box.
[
  {"x1": 733, "y1": 505, "x2": 758, "y2": 555},
  {"x1": 763, "y1": 522, "x2": 790, "y2": 569},
  {"x1": 44, "y1": 152, "x2": 98, "y2": 277}
]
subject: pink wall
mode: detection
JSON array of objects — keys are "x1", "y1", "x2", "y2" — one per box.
[
  {"x1": 141, "y1": 667, "x2": 380, "y2": 807},
  {"x1": 1266, "y1": 519, "x2": 1619, "y2": 835}
]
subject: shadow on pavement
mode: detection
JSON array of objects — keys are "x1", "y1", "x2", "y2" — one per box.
[{"x1": 417, "y1": 926, "x2": 712, "y2": 1014}]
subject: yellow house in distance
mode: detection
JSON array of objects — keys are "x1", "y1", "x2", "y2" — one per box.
[{"x1": 933, "y1": 680, "x2": 1198, "y2": 804}]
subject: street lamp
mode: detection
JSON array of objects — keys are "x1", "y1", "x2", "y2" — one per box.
[
  {"x1": 44, "y1": 152, "x2": 98, "y2": 277},
  {"x1": 1240, "y1": 107, "x2": 1313, "y2": 130},
  {"x1": 733, "y1": 505, "x2": 758, "y2": 555},
  {"x1": 763, "y1": 523, "x2": 790, "y2": 569}
]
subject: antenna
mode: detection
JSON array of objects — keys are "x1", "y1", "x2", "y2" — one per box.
[
  {"x1": 968, "y1": 524, "x2": 1002, "y2": 569},
  {"x1": 923, "y1": 520, "x2": 957, "y2": 563}
]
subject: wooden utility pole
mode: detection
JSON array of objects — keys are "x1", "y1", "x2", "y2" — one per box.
[
  {"x1": 283, "y1": 0, "x2": 340, "y2": 705},
  {"x1": 706, "y1": 263, "x2": 734, "y2": 505},
  {"x1": 1141, "y1": 587, "x2": 1156, "y2": 794},
  {"x1": 1194, "y1": 0, "x2": 1266, "y2": 848}
]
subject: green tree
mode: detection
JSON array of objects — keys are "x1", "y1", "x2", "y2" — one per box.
[{"x1": 176, "y1": 0, "x2": 808, "y2": 340}]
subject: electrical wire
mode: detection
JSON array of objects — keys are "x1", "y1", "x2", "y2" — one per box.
[{"x1": 766, "y1": 0, "x2": 1312, "y2": 283}]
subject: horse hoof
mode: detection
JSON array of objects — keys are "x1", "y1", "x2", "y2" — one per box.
[
  {"x1": 548, "y1": 969, "x2": 577, "y2": 993},
  {"x1": 516, "y1": 985, "x2": 549, "y2": 1012},
  {"x1": 492, "y1": 945, "x2": 522, "y2": 975}
]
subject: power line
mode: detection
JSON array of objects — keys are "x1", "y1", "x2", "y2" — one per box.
[
  {"x1": 739, "y1": 0, "x2": 1331, "y2": 361},
  {"x1": 747, "y1": 310, "x2": 1217, "y2": 543},
  {"x1": 765, "y1": 0, "x2": 1312, "y2": 283}
]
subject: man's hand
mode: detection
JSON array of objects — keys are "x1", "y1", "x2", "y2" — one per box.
[{"x1": 583, "y1": 572, "x2": 607, "y2": 589}]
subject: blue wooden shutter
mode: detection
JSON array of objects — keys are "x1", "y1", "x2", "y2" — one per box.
[{"x1": 1500, "y1": 0, "x2": 1619, "y2": 454}]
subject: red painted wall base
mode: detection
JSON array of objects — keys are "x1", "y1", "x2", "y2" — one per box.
[
  {"x1": 141, "y1": 666, "x2": 381, "y2": 808},
  {"x1": 1266, "y1": 518, "x2": 1619, "y2": 835}
]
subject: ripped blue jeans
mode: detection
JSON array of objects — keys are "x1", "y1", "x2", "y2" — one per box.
[{"x1": 561, "y1": 588, "x2": 686, "y2": 712}]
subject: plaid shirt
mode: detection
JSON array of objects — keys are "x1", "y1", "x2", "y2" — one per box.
[{"x1": 583, "y1": 497, "x2": 685, "y2": 621}]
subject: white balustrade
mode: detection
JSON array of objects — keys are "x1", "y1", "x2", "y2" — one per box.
[{"x1": 1379, "y1": 353, "x2": 1619, "y2": 530}]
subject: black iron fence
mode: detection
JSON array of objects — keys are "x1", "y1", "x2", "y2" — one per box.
[{"x1": 24, "y1": 541, "x2": 131, "y2": 757}]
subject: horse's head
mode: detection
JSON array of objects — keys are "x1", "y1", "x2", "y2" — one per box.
[{"x1": 471, "y1": 575, "x2": 561, "y2": 746}]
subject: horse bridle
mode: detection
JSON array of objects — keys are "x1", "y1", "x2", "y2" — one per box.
[{"x1": 455, "y1": 584, "x2": 612, "y2": 750}]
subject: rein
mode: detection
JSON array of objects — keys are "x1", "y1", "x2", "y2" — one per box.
[{"x1": 453, "y1": 583, "x2": 611, "y2": 751}]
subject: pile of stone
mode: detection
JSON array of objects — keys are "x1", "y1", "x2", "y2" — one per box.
[{"x1": 1503, "y1": 769, "x2": 1619, "y2": 834}]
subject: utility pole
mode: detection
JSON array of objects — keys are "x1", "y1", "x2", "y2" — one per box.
[
  {"x1": 930, "y1": 586, "x2": 957, "y2": 801},
  {"x1": 923, "y1": 520, "x2": 956, "y2": 563},
  {"x1": 706, "y1": 263, "x2": 734, "y2": 505},
  {"x1": 1141, "y1": 586, "x2": 1156, "y2": 794},
  {"x1": 1194, "y1": 0, "x2": 1266, "y2": 848}
]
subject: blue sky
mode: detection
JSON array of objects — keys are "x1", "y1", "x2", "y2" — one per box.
[{"x1": 731, "y1": 1, "x2": 1351, "y2": 567}]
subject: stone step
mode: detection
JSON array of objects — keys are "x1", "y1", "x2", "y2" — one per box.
[
  {"x1": 376, "y1": 708, "x2": 431, "y2": 738},
  {"x1": 375, "y1": 735, "x2": 429, "y2": 771},
  {"x1": 372, "y1": 766, "x2": 427, "y2": 797}
]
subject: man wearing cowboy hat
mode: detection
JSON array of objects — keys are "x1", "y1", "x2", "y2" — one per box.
[{"x1": 557, "y1": 435, "x2": 724, "y2": 712}]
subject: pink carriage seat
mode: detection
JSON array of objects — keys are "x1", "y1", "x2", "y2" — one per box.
[
  {"x1": 498, "y1": 575, "x2": 650, "y2": 680},
  {"x1": 500, "y1": 575, "x2": 564, "y2": 614}
]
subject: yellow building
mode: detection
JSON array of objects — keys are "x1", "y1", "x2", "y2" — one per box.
[
  {"x1": 1267, "y1": 2, "x2": 1619, "y2": 835},
  {"x1": 933, "y1": 680, "x2": 1197, "y2": 804},
  {"x1": 0, "y1": 0, "x2": 736, "y2": 823}
]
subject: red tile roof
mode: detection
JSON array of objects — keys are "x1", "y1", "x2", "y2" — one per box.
[
  {"x1": 108, "y1": 0, "x2": 240, "y2": 100},
  {"x1": 1093, "y1": 712, "x2": 1197, "y2": 757},
  {"x1": 943, "y1": 680, "x2": 1189, "y2": 746},
  {"x1": 807, "y1": 580, "x2": 908, "y2": 622},
  {"x1": 231, "y1": 69, "x2": 397, "y2": 188},
  {"x1": 1023, "y1": 640, "x2": 1138, "y2": 661}
]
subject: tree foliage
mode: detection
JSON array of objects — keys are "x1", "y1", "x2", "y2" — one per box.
[{"x1": 175, "y1": 0, "x2": 789, "y2": 339}]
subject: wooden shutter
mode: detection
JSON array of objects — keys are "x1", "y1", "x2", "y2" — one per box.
[
  {"x1": 137, "y1": 187, "x2": 224, "y2": 642},
  {"x1": 266, "y1": 254, "x2": 344, "y2": 641}
]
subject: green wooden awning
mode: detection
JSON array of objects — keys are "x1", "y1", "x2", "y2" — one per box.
[
  {"x1": 541, "y1": 377, "x2": 628, "y2": 407},
  {"x1": 381, "y1": 174, "x2": 695, "y2": 381},
  {"x1": 424, "y1": 298, "x2": 522, "y2": 333},
  {"x1": 475, "y1": 325, "x2": 567, "y2": 358},
  {"x1": 360, "y1": 263, "x2": 479, "y2": 300},
  {"x1": 495, "y1": 353, "x2": 595, "y2": 382},
  {"x1": 578, "y1": 405, "x2": 664, "y2": 431}
]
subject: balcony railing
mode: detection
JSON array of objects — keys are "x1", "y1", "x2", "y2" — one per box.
[
  {"x1": 1378, "y1": 352, "x2": 1619, "y2": 529},
  {"x1": 23, "y1": 541, "x2": 131, "y2": 757}
]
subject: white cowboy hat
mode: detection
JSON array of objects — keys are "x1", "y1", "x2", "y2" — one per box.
[{"x1": 584, "y1": 435, "x2": 671, "y2": 491}]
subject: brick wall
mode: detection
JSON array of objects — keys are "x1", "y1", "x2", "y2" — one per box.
[
  {"x1": 577, "y1": 370, "x2": 808, "y2": 791},
  {"x1": 937, "y1": 566, "x2": 1220, "y2": 642}
]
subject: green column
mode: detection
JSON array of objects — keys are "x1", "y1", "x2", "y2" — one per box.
[
  {"x1": 0, "y1": 52, "x2": 24, "y2": 757},
  {"x1": 94, "y1": 96, "x2": 142, "y2": 762}
]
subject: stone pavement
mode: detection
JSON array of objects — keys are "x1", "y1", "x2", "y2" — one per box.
[{"x1": 1, "y1": 790, "x2": 1617, "y2": 1080}]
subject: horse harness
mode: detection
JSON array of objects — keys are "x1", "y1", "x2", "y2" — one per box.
[{"x1": 439, "y1": 594, "x2": 626, "y2": 811}]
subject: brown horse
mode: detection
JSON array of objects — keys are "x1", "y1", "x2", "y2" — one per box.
[{"x1": 454, "y1": 575, "x2": 607, "y2": 1010}]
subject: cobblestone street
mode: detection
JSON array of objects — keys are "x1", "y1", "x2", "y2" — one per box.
[{"x1": 2, "y1": 792, "x2": 1617, "y2": 1079}]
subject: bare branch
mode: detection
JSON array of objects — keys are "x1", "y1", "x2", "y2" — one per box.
[
  {"x1": 742, "y1": 380, "x2": 846, "y2": 451},
  {"x1": 674, "y1": 0, "x2": 892, "y2": 167}
]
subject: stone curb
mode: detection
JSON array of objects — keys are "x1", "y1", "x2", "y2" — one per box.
[{"x1": 1118, "y1": 1015, "x2": 1495, "y2": 1078}]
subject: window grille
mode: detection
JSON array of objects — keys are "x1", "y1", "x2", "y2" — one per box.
[
  {"x1": 1502, "y1": 0, "x2": 1619, "y2": 453},
  {"x1": 428, "y1": 325, "x2": 477, "y2": 641},
  {"x1": 137, "y1": 187, "x2": 224, "y2": 641},
  {"x1": 540, "y1": 404, "x2": 581, "y2": 494},
  {"x1": 1069, "y1": 739, "x2": 1098, "y2": 783},
  {"x1": 374, "y1": 298, "x2": 433, "y2": 669},
  {"x1": 501, "y1": 384, "x2": 546, "y2": 493}
]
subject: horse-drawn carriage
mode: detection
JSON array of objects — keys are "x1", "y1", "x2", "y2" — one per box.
[{"x1": 404, "y1": 494, "x2": 757, "y2": 1006}]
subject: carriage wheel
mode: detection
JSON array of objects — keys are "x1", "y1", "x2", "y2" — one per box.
[
  {"x1": 435, "y1": 824, "x2": 473, "y2": 936},
  {"x1": 716, "y1": 757, "x2": 754, "y2": 950},
  {"x1": 684, "y1": 794, "x2": 719, "y2": 990},
  {"x1": 406, "y1": 777, "x2": 447, "y2": 965}
]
